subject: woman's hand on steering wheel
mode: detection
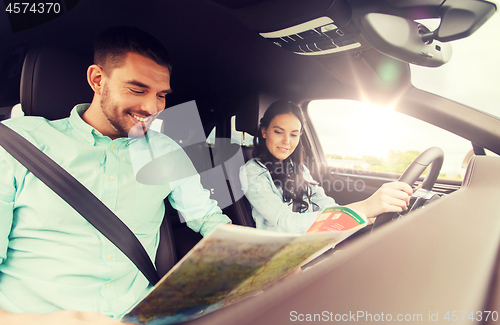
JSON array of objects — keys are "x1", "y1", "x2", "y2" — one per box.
[
  {"x1": 347, "y1": 182, "x2": 413, "y2": 222},
  {"x1": 370, "y1": 147, "x2": 444, "y2": 229}
]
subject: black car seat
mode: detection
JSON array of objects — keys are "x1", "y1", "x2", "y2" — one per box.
[
  {"x1": 217, "y1": 92, "x2": 283, "y2": 229},
  {"x1": 158, "y1": 99, "x2": 258, "y2": 230},
  {"x1": 20, "y1": 46, "x2": 94, "y2": 120},
  {"x1": 19, "y1": 45, "x2": 177, "y2": 277},
  {"x1": 212, "y1": 138, "x2": 256, "y2": 227}
]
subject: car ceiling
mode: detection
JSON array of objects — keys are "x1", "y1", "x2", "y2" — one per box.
[{"x1": 0, "y1": 0, "x2": 412, "y2": 118}]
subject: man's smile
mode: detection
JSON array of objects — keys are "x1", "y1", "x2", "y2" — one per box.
[{"x1": 130, "y1": 113, "x2": 151, "y2": 123}]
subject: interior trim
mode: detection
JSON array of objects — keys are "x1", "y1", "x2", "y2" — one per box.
[{"x1": 259, "y1": 16, "x2": 334, "y2": 38}]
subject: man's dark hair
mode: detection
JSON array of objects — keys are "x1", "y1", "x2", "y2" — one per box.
[{"x1": 94, "y1": 25, "x2": 172, "y2": 75}]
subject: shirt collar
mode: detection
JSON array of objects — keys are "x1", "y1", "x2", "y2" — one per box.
[{"x1": 69, "y1": 104, "x2": 129, "y2": 147}]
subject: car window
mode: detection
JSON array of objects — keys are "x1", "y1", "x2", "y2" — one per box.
[
  {"x1": 231, "y1": 116, "x2": 254, "y2": 146},
  {"x1": 308, "y1": 99, "x2": 473, "y2": 181},
  {"x1": 205, "y1": 116, "x2": 254, "y2": 146},
  {"x1": 411, "y1": 11, "x2": 500, "y2": 119},
  {"x1": 3, "y1": 104, "x2": 24, "y2": 120},
  {"x1": 207, "y1": 126, "x2": 216, "y2": 146}
]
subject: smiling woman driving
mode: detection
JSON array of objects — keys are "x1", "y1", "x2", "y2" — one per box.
[{"x1": 239, "y1": 100, "x2": 414, "y2": 234}]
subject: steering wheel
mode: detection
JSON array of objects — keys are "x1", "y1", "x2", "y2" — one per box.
[{"x1": 371, "y1": 147, "x2": 444, "y2": 229}]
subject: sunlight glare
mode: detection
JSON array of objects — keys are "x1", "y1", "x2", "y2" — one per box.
[{"x1": 309, "y1": 100, "x2": 400, "y2": 159}]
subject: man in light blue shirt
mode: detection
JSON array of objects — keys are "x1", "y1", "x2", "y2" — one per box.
[{"x1": 0, "y1": 26, "x2": 230, "y2": 324}]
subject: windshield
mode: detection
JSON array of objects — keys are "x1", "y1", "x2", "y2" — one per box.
[{"x1": 410, "y1": 1, "x2": 500, "y2": 119}]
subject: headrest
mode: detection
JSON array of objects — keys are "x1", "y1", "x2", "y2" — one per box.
[
  {"x1": 461, "y1": 155, "x2": 500, "y2": 189},
  {"x1": 20, "y1": 46, "x2": 94, "y2": 120},
  {"x1": 241, "y1": 146, "x2": 254, "y2": 162},
  {"x1": 235, "y1": 92, "x2": 281, "y2": 136}
]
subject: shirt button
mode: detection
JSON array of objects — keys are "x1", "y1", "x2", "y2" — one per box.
[
  {"x1": 109, "y1": 176, "x2": 115, "y2": 181},
  {"x1": 105, "y1": 282, "x2": 111, "y2": 289},
  {"x1": 110, "y1": 144, "x2": 115, "y2": 150},
  {"x1": 106, "y1": 254, "x2": 112, "y2": 261},
  {"x1": 89, "y1": 138, "x2": 94, "y2": 144}
]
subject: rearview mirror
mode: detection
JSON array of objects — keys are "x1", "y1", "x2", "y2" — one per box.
[
  {"x1": 428, "y1": 0, "x2": 496, "y2": 42},
  {"x1": 359, "y1": 13, "x2": 452, "y2": 67}
]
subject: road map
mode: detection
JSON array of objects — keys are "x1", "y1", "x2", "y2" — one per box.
[{"x1": 122, "y1": 210, "x2": 365, "y2": 324}]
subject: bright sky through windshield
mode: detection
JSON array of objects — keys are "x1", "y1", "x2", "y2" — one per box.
[
  {"x1": 309, "y1": 4, "x2": 499, "y2": 178},
  {"x1": 410, "y1": 1, "x2": 500, "y2": 118},
  {"x1": 308, "y1": 100, "x2": 472, "y2": 178}
]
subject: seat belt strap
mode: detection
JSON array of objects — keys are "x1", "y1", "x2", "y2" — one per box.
[{"x1": 0, "y1": 123, "x2": 160, "y2": 285}]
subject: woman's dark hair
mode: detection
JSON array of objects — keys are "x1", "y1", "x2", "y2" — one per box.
[{"x1": 252, "y1": 100, "x2": 318, "y2": 212}]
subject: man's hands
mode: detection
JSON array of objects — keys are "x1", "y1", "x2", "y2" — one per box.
[
  {"x1": 0, "y1": 308, "x2": 135, "y2": 325},
  {"x1": 347, "y1": 181, "x2": 413, "y2": 221}
]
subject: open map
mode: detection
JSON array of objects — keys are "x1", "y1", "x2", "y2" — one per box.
[{"x1": 122, "y1": 208, "x2": 366, "y2": 324}]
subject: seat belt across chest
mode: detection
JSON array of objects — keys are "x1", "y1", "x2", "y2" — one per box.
[{"x1": 0, "y1": 122, "x2": 160, "y2": 285}]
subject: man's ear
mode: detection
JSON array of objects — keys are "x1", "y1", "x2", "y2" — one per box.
[
  {"x1": 87, "y1": 64, "x2": 104, "y2": 95},
  {"x1": 261, "y1": 126, "x2": 267, "y2": 139}
]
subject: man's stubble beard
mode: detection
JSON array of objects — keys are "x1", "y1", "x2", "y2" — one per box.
[{"x1": 100, "y1": 84, "x2": 146, "y2": 138}]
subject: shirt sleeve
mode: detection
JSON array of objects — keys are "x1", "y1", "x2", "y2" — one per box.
[
  {"x1": 0, "y1": 146, "x2": 17, "y2": 265},
  {"x1": 240, "y1": 160, "x2": 323, "y2": 234},
  {"x1": 167, "y1": 173, "x2": 231, "y2": 237},
  {"x1": 151, "y1": 133, "x2": 231, "y2": 237}
]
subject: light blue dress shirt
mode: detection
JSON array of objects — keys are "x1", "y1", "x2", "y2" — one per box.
[
  {"x1": 0, "y1": 104, "x2": 230, "y2": 317},
  {"x1": 240, "y1": 158, "x2": 337, "y2": 234}
]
